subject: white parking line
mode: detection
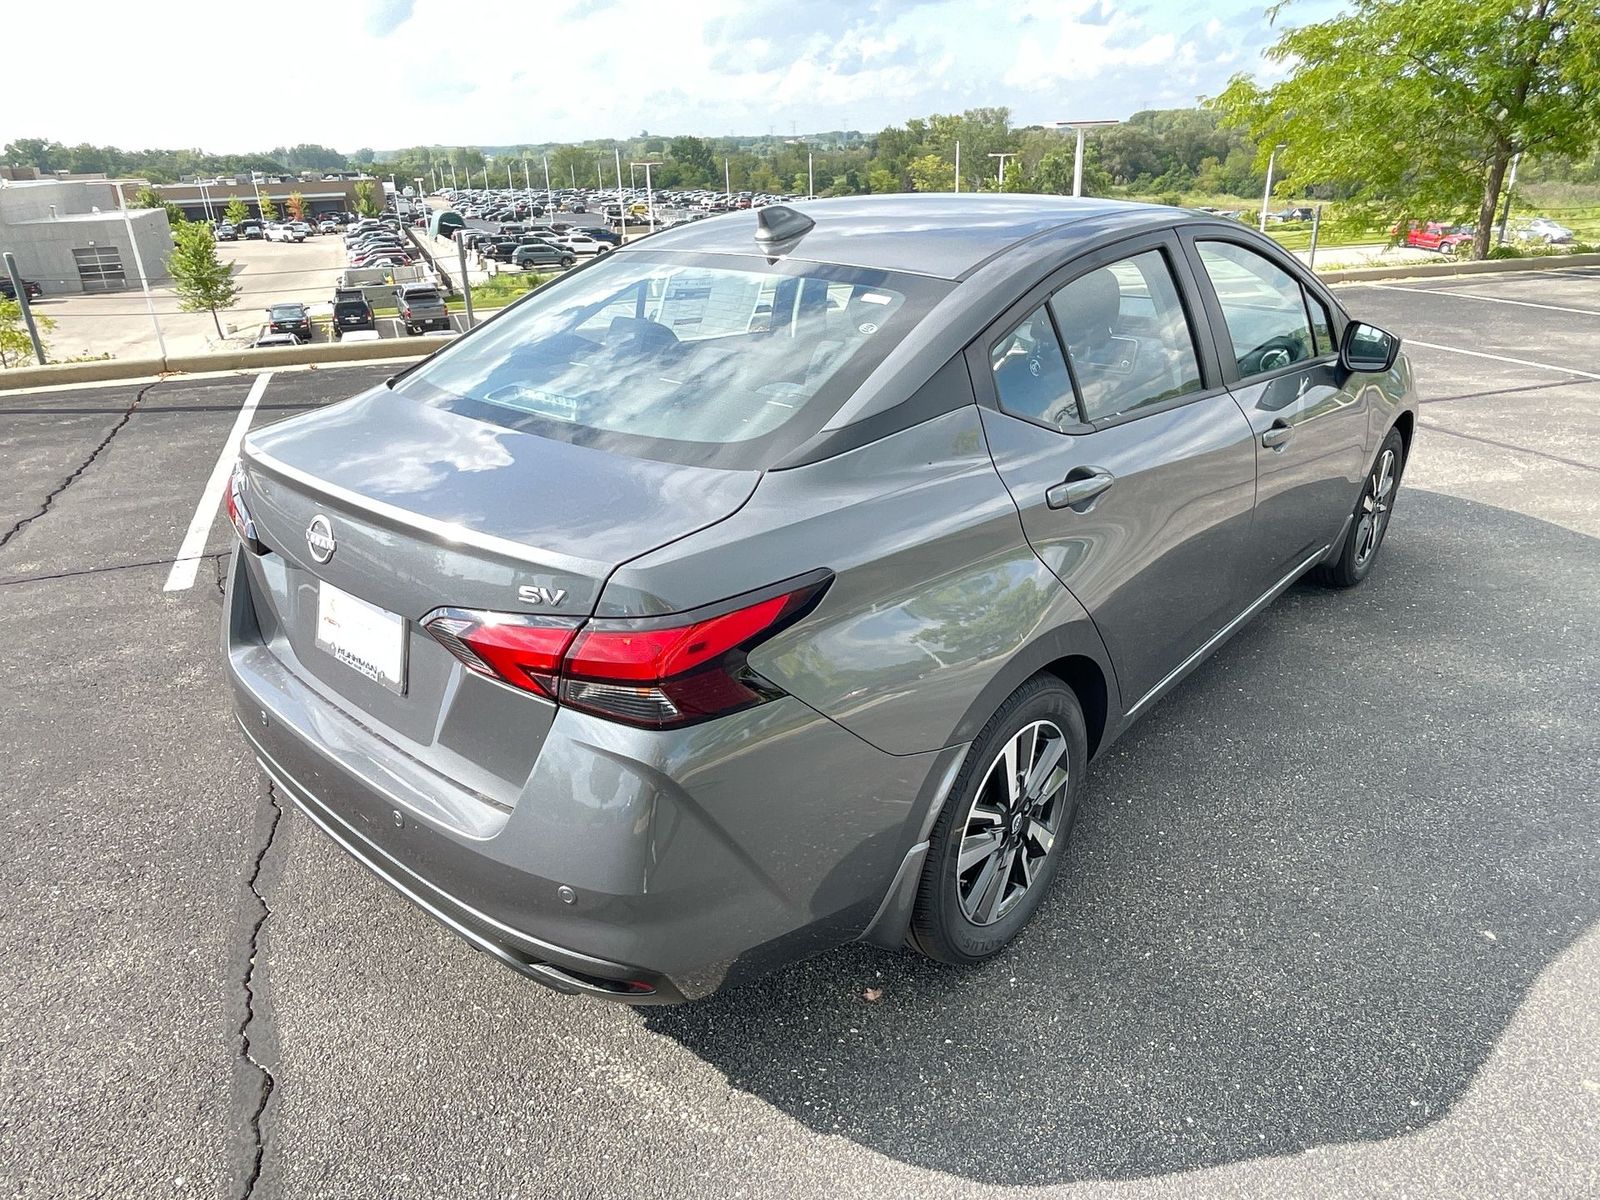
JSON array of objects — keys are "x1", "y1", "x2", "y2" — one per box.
[
  {"x1": 162, "y1": 372, "x2": 273, "y2": 593},
  {"x1": 1406, "y1": 340, "x2": 1600, "y2": 381},
  {"x1": 1357, "y1": 282, "x2": 1600, "y2": 316}
]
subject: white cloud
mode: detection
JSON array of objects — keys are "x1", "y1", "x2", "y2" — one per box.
[{"x1": 0, "y1": 0, "x2": 1311, "y2": 152}]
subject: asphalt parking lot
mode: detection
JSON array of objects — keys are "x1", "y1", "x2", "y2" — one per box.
[{"x1": 1, "y1": 266, "x2": 1596, "y2": 1199}]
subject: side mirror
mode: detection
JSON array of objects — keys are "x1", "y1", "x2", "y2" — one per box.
[{"x1": 1339, "y1": 321, "x2": 1400, "y2": 374}]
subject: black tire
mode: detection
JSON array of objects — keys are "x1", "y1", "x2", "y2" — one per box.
[
  {"x1": 1313, "y1": 426, "x2": 1406, "y2": 588},
  {"x1": 909, "y1": 675, "x2": 1088, "y2": 965}
]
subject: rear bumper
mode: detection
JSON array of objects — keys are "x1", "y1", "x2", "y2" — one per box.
[
  {"x1": 223, "y1": 549, "x2": 948, "y2": 1002},
  {"x1": 241, "y1": 722, "x2": 688, "y2": 1003}
]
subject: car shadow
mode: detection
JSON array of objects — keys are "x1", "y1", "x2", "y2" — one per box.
[{"x1": 641, "y1": 489, "x2": 1599, "y2": 1184}]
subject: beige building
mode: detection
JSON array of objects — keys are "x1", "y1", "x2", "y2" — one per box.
[{"x1": 153, "y1": 176, "x2": 372, "y2": 223}]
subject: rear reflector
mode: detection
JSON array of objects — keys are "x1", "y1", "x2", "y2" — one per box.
[{"x1": 421, "y1": 578, "x2": 828, "y2": 729}]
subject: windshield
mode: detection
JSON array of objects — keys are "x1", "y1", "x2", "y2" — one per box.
[
  {"x1": 393, "y1": 250, "x2": 946, "y2": 468},
  {"x1": 270, "y1": 305, "x2": 304, "y2": 318}
]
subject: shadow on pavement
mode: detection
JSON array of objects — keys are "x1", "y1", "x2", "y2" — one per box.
[{"x1": 643, "y1": 489, "x2": 1599, "y2": 1184}]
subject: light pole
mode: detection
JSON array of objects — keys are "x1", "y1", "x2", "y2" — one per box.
[
  {"x1": 1049, "y1": 120, "x2": 1120, "y2": 197},
  {"x1": 1260, "y1": 143, "x2": 1286, "y2": 232},
  {"x1": 449, "y1": 162, "x2": 457, "y2": 189},
  {"x1": 954, "y1": 140, "x2": 960, "y2": 193},
  {"x1": 988, "y1": 152, "x2": 1016, "y2": 190},
  {"x1": 543, "y1": 155, "x2": 552, "y2": 203},
  {"x1": 525, "y1": 159, "x2": 533, "y2": 217},
  {"x1": 725, "y1": 157, "x2": 731, "y2": 204},
  {"x1": 113, "y1": 180, "x2": 167, "y2": 359},
  {"x1": 1496, "y1": 152, "x2": 1522, "y2": 245},
  {"x1": 631, "y1": 162, "x2": 661, "y2": 232}
]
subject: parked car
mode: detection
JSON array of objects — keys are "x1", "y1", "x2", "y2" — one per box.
[
  {"x1": 1512, "y1": 216, "x2": 1575, "y2": 244},
  {"x1": 394, "y1": 283, "x2": 450, "y2": 335},
  {"x1": 331, "y1": 291, "x2": 376, "y2": 339},
  {"x1": 511, "y1": 243, "x2": 576, "y2": 269},
  {"x1": 266, "y1": 223, "x2": 305, "y2": 243},
  {"x1": 0, "y1": 277, "x2": 42, "y2": 301},
  {"x1": 289, "y1": 221, "x2": 315, "y2": 239},
  {"x1": 265, "y1": 301, "x2": 313, "y2": 342},
  {"x1": 237, "y1": 220, "x2": 265, "y2": 240},
  {"x1": 250, "y1": 331, "x2": 300, "y2": 349},
  {"x1": 223, "y1": 195, "x2": 1416, "y2": 1004},
  {"x1": 556, "y1": 234, "x2": 612, "y2": 256},
  {"x1": 1396, "y1": 221, "x2": 1473, "y2": 253},
  {"x1": 216, "y1": 224, "x2": 238, "y2": 242},
  {"x1": 318, "y1": 218, "x2": 340, "y2": 235}
]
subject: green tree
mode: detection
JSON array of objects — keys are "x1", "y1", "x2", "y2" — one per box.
[
  {"x1": 907, "y1": 153, "x2": 955, "y2": 192},
  {"x1": 353, "y1": 180, "x2": 381, "y2": 217},
  {"x1": 168, "y1": 221, "x2": 242, "y2": 338},
  {"x1": 258, "y1": 194, "x2": 278, "y2": 222},
  {"x1": 0, "y1": 298, "x2": 55, "y2": 367},
  {"x1": 128, "y1": 186, "x2": 182, "y2": 226},
  {"x1": 224, "y1": 197, "x2": 250, "y2": 226},
  {"x1": 1212, "y1": 0, "x2": 1600, "y2": 259}
]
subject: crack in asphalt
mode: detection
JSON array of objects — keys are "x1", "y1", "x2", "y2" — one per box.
[
  {"x1": 0, "y1": 550, "x2": 227, "y2": 588},
  {"x1": 237, "y1": 781, "x2": 283, "y2": 1200},
  {"x1": 0, "y1": 380, "x2": 156, "y2": 551}
]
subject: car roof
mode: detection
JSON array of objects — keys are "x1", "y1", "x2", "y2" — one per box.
[{"x1": 622, "y1": 194, "x2": 1176, "y2": 280}]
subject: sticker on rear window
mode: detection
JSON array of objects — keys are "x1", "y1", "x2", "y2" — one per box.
[{"x1": 859, "y1": 292, "x2": 893, "y2": 304}]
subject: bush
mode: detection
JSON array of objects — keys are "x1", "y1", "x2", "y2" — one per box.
[{"x1": 1487, "y1": 245, "x2": 1525, "y2": 259}]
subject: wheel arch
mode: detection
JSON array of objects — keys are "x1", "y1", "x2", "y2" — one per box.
[
  {"x1": 1042, "y1": 654, "x2": 1110, "y2": 760},
  {"x1": 1393, "y1": 409, "x2": 1415, "y2": 465}
]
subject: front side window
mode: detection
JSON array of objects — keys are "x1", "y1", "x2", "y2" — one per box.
[
  {"x1": 1196, "y1": 240, "x2": 1316, "y2": 379},
  {"x1": 1049, "y1": 250, "x2": 1202, "y2": 422},
  {"x1": 394, "y1": 251, "x2": 942, "y2": 468}
]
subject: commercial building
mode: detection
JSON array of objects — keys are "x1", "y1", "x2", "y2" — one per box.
[
  {"x1": 0, "y1": 178, "x2": 170, "y2": 294},
  {"x1": 153, "y1": 176, "x2": 372, "y2": 223}
]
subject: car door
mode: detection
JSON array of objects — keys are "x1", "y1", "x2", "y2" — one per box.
[
  {"x1": 973, "y1": 233, "x2": 1259, "y2": 710},
  {"x1": 1181, "y1": 231, "x2": 1370, "y2": 595}
]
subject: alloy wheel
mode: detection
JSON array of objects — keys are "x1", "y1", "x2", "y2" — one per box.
[
  {"x1": 956, "y1": 720, "x2": 1070, "y2": 926},
  {"x1": 1353, "y1": 448, "x2": 1397, "y2": 569}
]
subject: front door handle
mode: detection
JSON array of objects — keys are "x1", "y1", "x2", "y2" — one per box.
[
  {"x1": 1261, "y1": 420, "x2": 1294, "y2": 450},
  {"x1": 1046, "y1": 470, "x2": 1115, "y2": 511}
]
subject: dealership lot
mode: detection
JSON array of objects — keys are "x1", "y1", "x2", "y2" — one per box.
[{"x1": 1, "y1": 267, "x2": 1596, "y2": 1197}]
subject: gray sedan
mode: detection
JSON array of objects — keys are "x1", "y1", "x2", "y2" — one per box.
[{"x1": 223, "y1": 195, "x2": 1415, "y2": 1002}]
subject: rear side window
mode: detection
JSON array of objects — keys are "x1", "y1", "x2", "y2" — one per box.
[
  {"x1": 1049, "y1": 249, "x2": 1202, "y2": 422},
  {"x1": 1195, "y1": 241, "x2": 1316, "y2": 379},
  {"x1": 989, "y1": 305, "x2": 1078, "y2": 429}
]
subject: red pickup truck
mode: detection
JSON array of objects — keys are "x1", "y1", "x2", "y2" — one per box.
[{"x1": 1394, "y1": 221, "x2": 1474, "y2": 253}]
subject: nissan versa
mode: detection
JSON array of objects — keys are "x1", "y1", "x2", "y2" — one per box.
[{"x1": 223, "y1": 195, "x2": 1416, "y2": 1002}]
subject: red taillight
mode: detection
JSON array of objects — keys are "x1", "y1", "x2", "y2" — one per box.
[
  {"x1": 224, "y1": 464, "x2": 261, "y2": 553},
  {"x1": 421, "y1": 610, "x2": 580, "y2": 699},
  {"x1": 402, "y1": 307, "x2": 412, "y2": 317},
  {"x1": 421, "y1": 579, "x2": 828, "y2": 728}
]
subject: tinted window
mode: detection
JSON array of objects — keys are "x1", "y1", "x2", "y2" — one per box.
[
  {"x1": 989, "y1": 305, "x2": 1078, "y2": 429},
  {"x1": 1049, "y1": 250, "x2": 1202, "y2": 422},
  {"x1": 395, "y1": 251, "x2": 944, "y2": 468},
  {"x1": 1196, "y1": 241, "x2": 1316, "y2": 379}
]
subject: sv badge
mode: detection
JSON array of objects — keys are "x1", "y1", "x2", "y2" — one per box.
[{"x1": 518, "y1": 585, "x2": 569, "y2": 606}]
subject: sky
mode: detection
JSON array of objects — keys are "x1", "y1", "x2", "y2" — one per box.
[{"x1": 4, "y1": 0, "x2": 1343, "y2": 153}]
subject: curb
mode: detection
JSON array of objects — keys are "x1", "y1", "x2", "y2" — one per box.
[
  {"x1": 1320, "y1": 251, "x2": 1600, "y2": 283},
  {"x1": 0, "y1": 334, "x2": 453, "y2": 393}
]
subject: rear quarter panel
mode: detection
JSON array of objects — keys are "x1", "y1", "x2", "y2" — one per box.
[{"x1": 602, "y1": 405, "x2": 1116, "y2": 759}]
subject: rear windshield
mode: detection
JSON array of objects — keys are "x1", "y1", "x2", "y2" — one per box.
[
  {"x1": 404, "y1": 290, "x2": 441, "y2": 302},
  {"x1": 393, "y1": 250, "x2": 946, "y2": 468},
  {"x1": 269, "y1": 305, "x2": 304, "y2": 318}
]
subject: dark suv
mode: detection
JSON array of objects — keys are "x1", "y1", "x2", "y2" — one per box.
[
  {"x1": 511, "y1": 243, "x2": 576, "y2": 270},
  {"x1": 331, "y1": 291, "x2": 375, "y2": 339},
  {"x1": 265, "y1": 302, "x2": 313, "y2": 342}
]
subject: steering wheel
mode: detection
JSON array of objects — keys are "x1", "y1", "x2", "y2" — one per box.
[{"x1": 1241, "y1": 336, "x2": 1303, "y2": 378}]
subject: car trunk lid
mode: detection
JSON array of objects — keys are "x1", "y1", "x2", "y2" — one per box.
[{"x1": 232, "y1": 385, "x2": 758, "y2": 800}]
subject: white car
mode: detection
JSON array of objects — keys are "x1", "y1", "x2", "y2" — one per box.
[
  {"x1": 1513, "y1": 217, "x2": 1574, "y2": 244},
  {"x1": 265, "y1": 223, "x2": 305, "y2": 243},
  {"x1": 557, "y1": 234, "x2": 612, "y2": 256},
  {"x1": 318, "y1": 218, "x2": 340, "y2": 234},
  {"x1": 252, "y1": 331, "x2": 301, "y2": 349},
  {"x1": 289, "y1": 221, "x2": 314, "y2": 238}
]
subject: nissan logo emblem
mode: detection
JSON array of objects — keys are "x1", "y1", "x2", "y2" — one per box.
[{"x1": 306, "y1": 514, "x2": 336, "y2": 563}]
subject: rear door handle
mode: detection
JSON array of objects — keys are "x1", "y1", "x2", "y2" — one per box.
[
  {"x1": 1261, "y1": 420, "x2": 1294, "y2": 450},
  {"x1": 1046, "y1": 470, "x2": 1115, "y2": 510}
]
